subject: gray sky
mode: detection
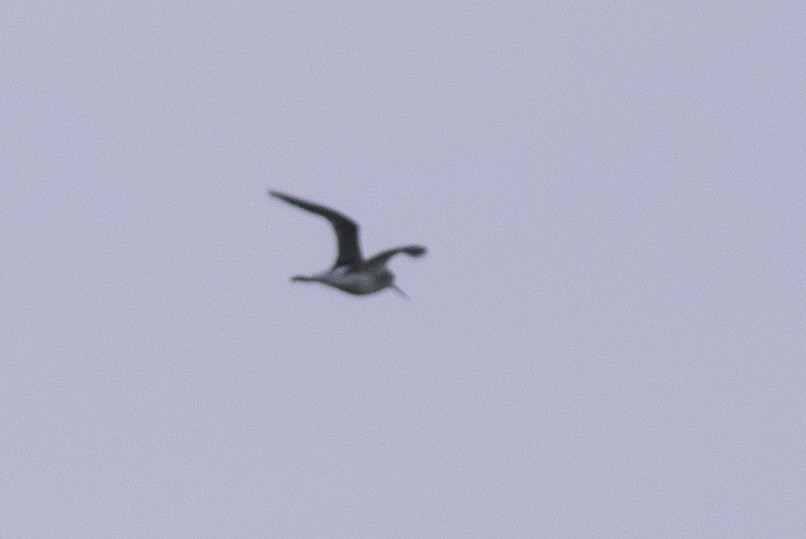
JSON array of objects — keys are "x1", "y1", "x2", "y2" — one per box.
[{"x1": 3, "y1": 1, "x2": 805, "y2": 536}]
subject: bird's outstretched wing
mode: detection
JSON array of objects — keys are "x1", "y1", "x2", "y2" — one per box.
[
  {"x1": 365, "y1": 246, "x2": 427, "y2": 268},
  {"x1": 269, "y1": 191, "x2": 362, "y2": 267}
]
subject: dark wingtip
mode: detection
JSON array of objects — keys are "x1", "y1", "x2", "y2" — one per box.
[
  {"x1": 269, "y1": 190, "x2": 295, "y2": 200},
  {"x1": 269, "y1": 191, "x2": 299, "y2": 207},
  {"x1": 411, "y1": 246, "x2": 427, "y2": 257}
]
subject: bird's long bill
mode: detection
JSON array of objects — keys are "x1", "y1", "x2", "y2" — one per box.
[{"x1": 390, "y1": 285, "x2": 409, "y2": 299}]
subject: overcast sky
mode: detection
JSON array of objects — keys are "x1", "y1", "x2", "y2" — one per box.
[{"x1": 3, "y1": 1, "x2": 805, "y2": 536}]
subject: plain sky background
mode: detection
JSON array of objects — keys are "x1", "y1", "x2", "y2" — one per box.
[{"x1": 2, "y1": 1, "x2": 805, "y2": 537}]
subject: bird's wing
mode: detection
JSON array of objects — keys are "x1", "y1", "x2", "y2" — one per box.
[
  {"x1": 270, "y1": 191, "x2": 362, "y2": 267},
  {"x1": 365, "y1": 245, "x2": 427, "y2": 268}
]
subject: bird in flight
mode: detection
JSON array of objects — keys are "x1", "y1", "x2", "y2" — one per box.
[{"x1": 269, "y1": 191, "x2": 427, "y2": 298}]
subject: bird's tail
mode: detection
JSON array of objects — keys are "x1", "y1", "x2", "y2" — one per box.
[{"x1": 390, "y1": 285, "x2": 409, "y2": 299}]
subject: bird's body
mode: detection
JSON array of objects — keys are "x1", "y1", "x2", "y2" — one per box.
[
  {"x1": 269, "y1": 191, "x2": 426, "y2": 297},
  {"x1": 292, "y1": 266, "x2": 393, "y2": 295}
]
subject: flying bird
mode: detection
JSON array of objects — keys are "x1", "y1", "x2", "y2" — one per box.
[{"x1": 269, "y1": 191, "x2": 427, "y2": 298}]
